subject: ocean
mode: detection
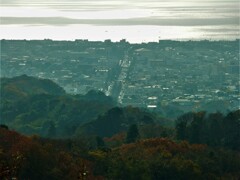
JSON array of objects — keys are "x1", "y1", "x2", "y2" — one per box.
[{"x1": 0, "y1": 0, "x2": 239, "y2": 43}]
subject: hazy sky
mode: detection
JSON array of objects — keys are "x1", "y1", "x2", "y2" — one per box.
[{"x1": 0, "y1": 0, "x2": 239, "y2": 42}]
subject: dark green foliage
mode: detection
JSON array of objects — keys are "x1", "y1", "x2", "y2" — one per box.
[
  {"x1": 223, "y1": 110, "x2": 240, "y2": 150},
  {"x1": 77, "y1": 107, "x2": 125, "y2": 137},
  {"x1": 47, "y1": 122, "x2": 56, "y2": 138},
  {"x1": 96, "y1": 136, "x2": 105, "y2": 148},
  {"x1": 0, "y1": 124, "x2": 8, "y2": 130},
  {"x1": 126, "y1": 124, "x2": 139, "y2": 143},
  {"x1": 84, "y1": 90, "x2": 115, "y2": 105},
  {"x1": 207, "y1": 112, "x2": 224, "y2": 146},
  {"x1": 1, "y1": 94, "x2": 113, "y2": 138},
  {"x1": 141, "y1": 115, "x2": 154, "y2": 124},
  {"x1": 0, "y1": 75, "x2": 65, "y2": 101},
  {"x1": 175, "y1": 110, "x2": 240, "y2": 150},
  {"x1": 189, "y1": 112, "x2": 206, "y2": 144},
  {"x1": 77, "y1": 106, "x2": 168, "y2": 138},
  {"x1": 176, "y1": 112, "x2": 194, "y2": 140},
  {"x1": 0, "y1": 77, "x2": 115, "y2": 138}
]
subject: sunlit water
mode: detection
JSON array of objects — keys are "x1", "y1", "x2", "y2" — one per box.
[
  {"x1": 0, "y1": 0, "x2": 239, "y2": 42},
  {"x1": 1, "y1": 25, "x2": 239, "y2": 43}
]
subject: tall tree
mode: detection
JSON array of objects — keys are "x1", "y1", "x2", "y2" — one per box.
[
  {"x1": 223, "y1": 110, "x2": 240, "y2": 150},
  {"x1": 176, "y1": 112, "x2": 194, "y2": 140},
  {"x1": 126, "y1": 124, "x2": 139, "y2": 143}
]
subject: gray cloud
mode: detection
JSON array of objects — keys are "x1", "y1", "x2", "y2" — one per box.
[
  {"x1": 1, "y1": 0, "x2": 239, "y2": 35},
  {"x1": 1, "y1": 16, "x2": 238, "y2": 26}
]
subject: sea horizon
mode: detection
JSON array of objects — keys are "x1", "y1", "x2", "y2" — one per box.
[{"x1": 1, "y1": 0, "x2": 239, "y2": 43}]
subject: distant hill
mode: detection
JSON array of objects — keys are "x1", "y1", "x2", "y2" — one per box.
[
  {"x1": 0, "y1": 75, "x2": 171, "y2": 139},
  {"x1": 0, "y1": 75, "x2": 66, "y2": 101},
  {"x1": 0, "y1": 75, "x2": 115, "y2": 137},
  {"x1": 0, "y1": 93, "x2": 115, "y2": 137}
]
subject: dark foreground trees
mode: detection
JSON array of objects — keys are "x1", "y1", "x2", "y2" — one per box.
[
  {"x1": 176, "y1": 110, "x2": 240, "y2": 150},
  {"x1": 1, "y1": 128, "x2": 240, "y2": 180}
]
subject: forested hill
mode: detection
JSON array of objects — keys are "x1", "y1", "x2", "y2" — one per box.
[
  {"x1": 0, "y1": 75, "x2": 65, "y2": 101},
  {"x1": 0, "y1": 75, "x2": 168, "y2": 138},
  {"x1": 0, "y1": 75, "x2": 114, "y2": 137}
]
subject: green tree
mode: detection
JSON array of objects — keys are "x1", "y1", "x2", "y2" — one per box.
[
  {"x1": 47, "y1": 122, "x2": 56, "y2": 138},
  {"x1": 96, "y1": 136, "x2": 105, "y2": 148},
  {"x1": 126, "y1": 124, "x2": 139, "y2": 143},
  {"x1": 208, "y1": 112, "x2": 224, "y2": 146},
  {"x1": 189, "y1": 112, "x2": 206, "y2": 144},
  {"x1": 176, "y1": 112, "x2": 194, "y2": 140},
  {"x1": 223, "y1": 110, "x2": 240, "y2": 150},
  {"x1": 0, "y1": 124, "x2": 8, "y2": 130}
]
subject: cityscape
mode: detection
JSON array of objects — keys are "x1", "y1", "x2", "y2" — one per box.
[{"x1": 1, "y1": 39, "x2": 239, "y2": 116}]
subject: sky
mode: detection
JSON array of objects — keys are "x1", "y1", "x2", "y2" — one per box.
[{"x1": 0, "y1": 0, "x2": 239, "y2": 42}]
